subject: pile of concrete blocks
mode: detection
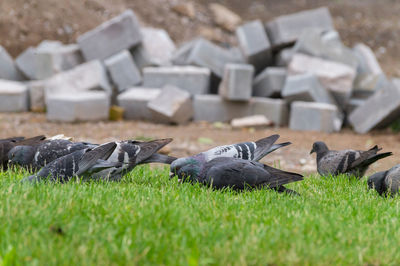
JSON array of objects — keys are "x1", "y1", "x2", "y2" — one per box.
[{"x1": 0, "y1": 6, "x2": 395, "y2": 132}]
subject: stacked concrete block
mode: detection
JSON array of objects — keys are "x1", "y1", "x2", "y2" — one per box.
[
  {"x1": 77, "y1": 10, "x2": 142, "y2": 61},
  {"x1": 289, "y1": 101, "x2": 342, "y2": 133},
  {"x1": 15, "y1": 47, "x2": 37, "y2": 80},
  {"x1": 131, "y1": 27, "x2": 176, "y2": 68},
  {"x1": 47, "y1": 92, "x2": 110, "y2": 122},
  {"x1": 253, "y1": 67, "x2": 286, "y2": 98},
  {"x1": 193, "y1": 94, "x2": 251, "y2": 122},
  {"x1": 276, "y1": 48, "x2": 294, "y2": 67},
  {"x1": 143, "y1": 66, "x2": 211, "y2": 95},
  {"x1": 147, "y1": 85, "x2": 193, "y2": 124},
  {"x1": 282, "y1": 73, "x2": 337, "y2": 105},
  {"x1": 236, "y1": 20, "x2": 272, "y2": 70},
  {"x1": 0, "y1": 80, "x2": 29, "y2": 112},
  {"x1": 288, "y1": 53, "x2": 356, "y2": 107},
  {"x1": 44, "y1": 60, "x2": 112, "y2": 98},
  {"x1": 117, "y1": 88, "x2": 161, "y2": 120},
  {"x1": 27, "y1": 80, "x2": 47, "y2": 112},
  {"x1": 171, "y1": 39, "x2": 198, "y2": 65},
  {"x1": 219, "y1": 64, "x2": 254, "y2": 101},
  {"x1": 266, "y1": 7, "x2": 334, "y2": 47},
  {"x1": 293, "y1": 29, "x2": 358, "y2": 68},
  {"x1": 251, "y1": 97, "x2": 289, "y2": 126},
  {"x1": 0, "y1": 46, "x2": 24, "y2": 81},
  {"x1": 345, "y1": 98, "x2": 365, "y2": 115},
  {"x1": 349, "y1": 83, "x2": 400, "y2": 134},
  {"x1": 181, "y1": 38, "x2": 241, "y2": 77},
  {"x1": 104, "y1": 50, "x2": 141, "y2": 93},
  {"x1": 35, "y1": 43, "x2": 84, "y2": 79}
]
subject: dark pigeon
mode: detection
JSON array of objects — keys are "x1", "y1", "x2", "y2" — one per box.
[
  {"x1": 368, "y1": 165, "x2": 400, "y2": 196},
  {"x1": 22, "y1": 142, "x2": 118, "y2": 183},
  {"x1": 92, "y1": 138, "x2": 176, "y2": 181},
  {"x1": 170, "y1": 134, "x2": 296, "y2": 194},
  {"x1": 8, "y1": 139, "x2": 95, "y2": 170},
  {"x1": 175, "y1": 157, "x2": 303, "y2": 192},
  {"x1": 310, "y1": 141, "x2": 392, "y2": 178},
  {"x1": 0, "y1": 135, "x2": 46, "y2": 170}
]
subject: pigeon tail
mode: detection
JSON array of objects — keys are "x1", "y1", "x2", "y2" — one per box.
[
  {"x1": 17, "y1": 135, "x2": 46, "y2": 145},
  {"x1": 263, "y1": 164, "x2": 304, "y2": 187},
  {"x1": 352, "y1": 151, "x2": 392, "y2": 170},
  {"x1": 253, "y1": 135, "x2": 290, "y2": 161},
  {"x1": 76, "y1": 142, "x2": 117, "y2": 176},
  {"x1": 134, "y1": 138, "x2": 173, "y2": 163},
  {"x1": 140, "y1": 153, "x2": 177, "y2": 164}
]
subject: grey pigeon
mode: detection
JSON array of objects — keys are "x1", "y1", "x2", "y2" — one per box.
[
  {"x1": 0, "y1": 135, "x2": 46, "y2": 170},
  {"x1": 170, "y1": 134, "x2": 296, "y2": 193},
  {"x1": 8, "y1": 139, "x2": 95, "y2": 170},
  {"x1": 22, "y1": 142, "x2": 118, "y2": 183},
  {"x1": 310, "y1": 141, "x2": 392, "y2": 178},
  {"x1": 368, "y1": 165, "x2": 400, "y2": 196},
  {"x1": 92, "y1": 138, "x2": 176, "y2": 181},
  {"x1": 174, "y1": 157, "x2": 303, "y2": 191}
]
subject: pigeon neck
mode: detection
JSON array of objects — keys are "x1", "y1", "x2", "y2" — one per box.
[{"x1": 316, "y1": 150, "x2": 328, "y2": 162}]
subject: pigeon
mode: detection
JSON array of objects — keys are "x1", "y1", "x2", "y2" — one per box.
[
  {"x1": 174, "y1": 157, "x2": 303, "y2": 191},
  {"x1": 8, "y1": 139, "x2": 96, "y2": 170},
  {"x1": 368, "y1": 165, "x2": 400, "y2": 196},
  {"x1": 92, "y1": 138, "x2": 176, "y2": 181},
  {"x1": 310, "y1": 141, "x2": 392, "y2": 178},
  {"x1": 22, "y1": 142, "x2": 119, "y2": 183},
  {"x1": 0, "y1": 135, "x2": 46, "y2": 170},
  {"x1": 170, "y1": 134, "x2": 297, "y2": 193}
]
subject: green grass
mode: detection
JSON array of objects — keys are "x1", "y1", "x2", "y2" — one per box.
[{"x1": 1, "y1": 166, "x2": 400, "y2": 265}]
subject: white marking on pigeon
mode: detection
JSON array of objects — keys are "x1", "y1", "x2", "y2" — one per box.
[{"x1": 203, "y1": 144, "x2": 239, "y2": 161}]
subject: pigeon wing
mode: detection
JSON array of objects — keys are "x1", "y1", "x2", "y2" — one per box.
[
  {"x1": 133, "y1": 138, "x2": 173, "y2": 164},
  {"x1": 76, "y1": 142, "x2": 117, "y2": 176}
]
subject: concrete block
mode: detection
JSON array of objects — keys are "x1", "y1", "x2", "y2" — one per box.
[
  {"x1": 27, "y1": 80, "x2": 47, "y2": 112},
  {"x1": 143, "y1": 66, "x2": 211, "y2": 95},
  {"x1": 236, "y1": 20, "x2": 272, "y2": 70},
  {"x1": 251, "y1": 97, "x2": 289, "y2": 126},
  {"x1": 353, "y1": 43, "x2": 383, "y2": 76},
  {"x1": 117, "y1": 88, "x2": 161, "y2": 120},
  {"x1": 282, "y1": 73, "x2": 337, "y2": 105},
  {"x1": 193, "y1": 94, "x2": 251, "y2": 122},
  {"x1": 275, "y1": 47, "x2": 294, "y2": 67},
  {"x1": 104, "y1": 50, "x2": 141, "y2": 92},
  {"x1": 44, "y1": 60, "x2": 112, "y2": 98},
  {"x1": 147, "y1": 85, "x2": 193, "y2": 124},
  {"x1": 266, "y1": 7, "x2": 334, "y2": 47},
  {"x1": 15, "y1": 47, "x2": 37, "y2": 80},
  {"x1": 186, "y1": 38, "x2": 241, "y2": 77},
  {"x1": 0, "y1": 80, "x2": 29, "y2": 112},
  {"x1": 219, "y1": 64, "x2": 254, "y2": 101},
  {"x1": 288, "y1": 53, "x2": 356, "y2": 107},
  {"x1": 47, "y1": 92, "x2": 110, "y2": 122},
  {"x1": 131, "y1": 27, "x2": 176, "y2": 68},
  {"x1": 231, "y1": 115, "x2": 272, "y2": 128},
  {"x1": 253, "y1": 67, "x2": 286, "y2": 98},
  {"x1": 293, "y1": 29, "x2": 358, "y2": 68},
  {"x1": 171, "y1": 39, "x2": 198, "y2": 65},
  {"x1": 77, "y1": 10, "x2": 142, "y2": 61},
  {"x1": 289, "y1": 101, "x2": 342, "y2": 133},
  {"x1": 35, "y1": 43, "x2": 84, "y2": 79},
  {"x1": 0, "y1": 46, "x2": 24, "y2": 81},
  {"x1": 349, "y1": 83, "x2": 400, "y2": 134},
  {"x1": 345, "y1": 98, "x2": 365, "y2": 115}
]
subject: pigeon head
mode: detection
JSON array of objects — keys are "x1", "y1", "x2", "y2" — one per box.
[
  {"x1": 367, "y1": 171, "x2": 387, "y2": 195},
  {"x1": 8, "y1": 146, "x2": 35, "y2": 167},
  {"x1": 310, "y1": 141, "x2": 329, "y2": 155},
  {"x1": 170, "y1": 157, "x2": 202, "y2": 182}
]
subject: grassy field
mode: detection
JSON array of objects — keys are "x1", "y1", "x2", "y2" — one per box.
[{"x1": 1, "y1": 166, "x2": 400, "y2": 265}]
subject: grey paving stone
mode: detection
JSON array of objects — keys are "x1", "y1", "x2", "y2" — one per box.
[
  {"x1": 253, "y1": 67, "x2": 287, "y2": 98},
  {"x1": 104, "y1": 50, "x2": 141, "y2": 93},
  {"x1": 219, "y1": 64, "x2": 254, "y2": 101},
  {"x1": 143, "y1": 66, "x2": 211, "y2": 95},
  {"x1": 26, "y1": 80, "x2": 47, "y2": 112},
  {"x1": 251, "y1": 97, "x2": 289, "y2": 126},
  {"x1": 77, "y1": 10, "x2": 142, "y2": 61},
  {"x1": 0, "y1": 80, "x2": 29, "y2": 112},
  {"x1": 0, "y1": 46, "x2": 24, "y2": 81},
  {"x1": 117, "y1": 88, "x2": 161, "y2": 120},
  {"x1": 15, "y1": 47, "x2": 37, "y2": 80}
]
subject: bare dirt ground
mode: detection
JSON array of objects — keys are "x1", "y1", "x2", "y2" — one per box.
[
  {"x1": 0, "y1": 113, "x2": 398, "y2": 175},
  {"x1": 0, "y1": 0, "x2": 399, "y2": 175}
]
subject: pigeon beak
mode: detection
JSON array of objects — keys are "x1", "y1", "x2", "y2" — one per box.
[
  {"x1": 169, "y1": 172, "x2": 175, "y2": 178},
  {"x1": 310, "y1": 148, "x2": 315, "y2": 155}
]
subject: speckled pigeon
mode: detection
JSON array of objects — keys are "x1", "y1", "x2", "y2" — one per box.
[
  {"x1": 92, "y1": 138, "x2": 176, "y2": 181},
  {"x1": 0, "y1": 135, "x2": 46, "y2": 170},
  {"x1": 8, "y1": 139, "x2": 96, "y2": 170},
  {"x1": 174, "y1": 157, "x2": 303, "y2": 191},
  {"x1": 170, "y1": 134, "x2": 298, "y2": 193},
  {"x1": 310, "y1": 141, "x2": 392, "y2": 178},
  {"x1": 368, "y1": 165, "x2": 400, "y2": 196},
  {"x1": 22, "y1": 142, "x2": 119, "y2": 183}
]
